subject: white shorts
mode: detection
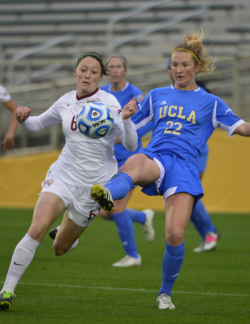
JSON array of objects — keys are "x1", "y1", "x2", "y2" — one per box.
[{"x1": 41, "y1": 178, "x2": 100, "y2": 228}]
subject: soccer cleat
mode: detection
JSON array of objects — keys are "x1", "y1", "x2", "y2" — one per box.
[
  {"x1": 112, "y1": 255, "x2": 141, "y2": 267},
  {"x1": 0, "y1": 291, "x2": 15, "y2": 311},
  {"x1": 91, "y1": 184, "x2": 114, "y2": 212},
  {"x1": 49, "y1": 225, "x2": 60, "y2": 240},
  {"x1": 157, "y1": 293, "x2": 175, "y2": 310},
  {"x1": 142, "y1": 209, "x2": 155, "y2": 243},
  {"x1": 193, "y1": 231, "x2": 219, "y2": 252}
]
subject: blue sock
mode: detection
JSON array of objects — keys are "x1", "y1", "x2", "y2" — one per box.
[
  {"x1": 158, "y1": 242, "x2": 185, "y2": 297},
  {"x1": 190, "y1": 200, "x2": 216, "y2": 239},
  {"x1": 106, "y1": 172, "x2": 133, "y2": 200},
  {"x1": 112, "y1": 211, "x2": 138, "y2": 258},
  {"x1": 126, "y1": 208, "x2": 146, "y2": 225}
]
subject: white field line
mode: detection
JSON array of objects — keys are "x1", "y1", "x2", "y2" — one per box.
[{"x1": 1, "y1": 281, "x2": 248, "y2": 298}]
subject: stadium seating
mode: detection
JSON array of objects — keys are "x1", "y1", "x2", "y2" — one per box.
[
  {"x1": 0, "y1": 0, "x2": 249, "y2": 153},
  {"x1": 0, "y1": 0, "x2": 249, "y2": 63}
]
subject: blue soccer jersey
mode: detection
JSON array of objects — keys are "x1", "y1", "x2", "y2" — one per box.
[
  {"x1": 101, "y1": 82, "x2": 144, "y2": 108},
  {"x1": 102, "y1": 82, "x2": 153, "y2": 167},
  {"x1": 198, "y1": 142, "x2": 209, "y2": 173},
  {"x1": 133, "y1": 85, "x2": 243, "y2": 167},
  {"x1": 131, "y1": 85, "x2": 244, "y2": 200}
]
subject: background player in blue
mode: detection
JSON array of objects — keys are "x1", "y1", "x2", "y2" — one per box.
[
  {"x1": 91, "y1": 29, "x2": 250, "y2": 310},
  {"x1": 167, "y1": 59, "x2": 219, "y2": 252},
  {"x1": 191, "y1": 143, "x2": 219, "y2": 252},
  {"x1": 101, "y1": 55, "x2": 155, "y2": 267}
]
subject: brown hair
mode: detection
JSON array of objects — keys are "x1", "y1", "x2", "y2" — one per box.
[
  {"x1": 105, "y1": 55, "x2": 127, "y2": 70},
  {"x1": 76, "y1": 52, "x2": 106, "y2": 74}
]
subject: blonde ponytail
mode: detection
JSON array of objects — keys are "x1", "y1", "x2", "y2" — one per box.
[{"x1": 172, "y1": 29, "x2": 215, "y2": 74}]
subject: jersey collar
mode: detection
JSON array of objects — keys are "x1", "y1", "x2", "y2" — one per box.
[{"x1": 76, "y1": 88, "x2": 99, "y2": 101}]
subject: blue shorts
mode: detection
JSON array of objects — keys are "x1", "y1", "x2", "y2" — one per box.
[{"x1": 139, "y1": 149, "x2": 204, "y2": 201}]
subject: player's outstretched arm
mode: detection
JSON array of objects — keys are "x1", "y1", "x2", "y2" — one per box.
[{"x1": 234, "y1": 122, "x2": 250, "y2": 137}]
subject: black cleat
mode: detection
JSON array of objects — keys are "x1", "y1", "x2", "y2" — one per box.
[{"x1": 49, "y1": 226, "x2": 59, "y2": 240}]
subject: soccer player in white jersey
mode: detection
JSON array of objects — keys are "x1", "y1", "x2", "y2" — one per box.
[
  {"x1": 100, "y1": 55, "x2": 155, "y2": 267},
  {"x1": 91, "y1": 30, "x2": 250, "y2": 310},
  {"x1": 0, "y1": 84, "x2": 18, "y2": 152},
  {"x1": 0, "y1": 52, "x2": 138, "y2": 311}
]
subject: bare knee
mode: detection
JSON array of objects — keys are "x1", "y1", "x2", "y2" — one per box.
[
  {"x1": 53, "y1": 241, "x2": 68, "y2": 256},
  {"x1": 28, "y1": 224, "x2": 50, "y2": 243},
  {"x1": 166, "y1": 229, "x2": 185, "y2": 246}
]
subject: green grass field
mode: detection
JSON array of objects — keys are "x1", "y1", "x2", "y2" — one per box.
[{"x1": 0, "y1": 208, "x2": 249, "y2": 324}]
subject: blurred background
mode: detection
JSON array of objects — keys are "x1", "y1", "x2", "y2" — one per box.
[{"x1": 0, "y1": 0, "x2": 249, "y2": 211}]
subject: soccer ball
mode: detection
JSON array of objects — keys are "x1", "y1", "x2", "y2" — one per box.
[{"x1": 76, "y1": 102, "x2": 114, "y2": 139}]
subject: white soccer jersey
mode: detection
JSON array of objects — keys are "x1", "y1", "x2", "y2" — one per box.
[
  {"x1": 0, "y1": 85, "x2": 11, "y2": 103},
  {"x1": 22, "y1": 89, "x2": 137, "y2": 187}
]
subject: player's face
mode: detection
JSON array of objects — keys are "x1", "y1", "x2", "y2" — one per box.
[
  {"x1": 74, "y1": 57, "x2": 103, "y2": 96},
  {"x1": 171, "y1": 52, "x2": 200, "y2": 90},
  {"x1": 106, "y1": 57, "x2": 127, "y2": 85}
]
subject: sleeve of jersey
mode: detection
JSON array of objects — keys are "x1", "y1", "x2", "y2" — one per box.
[
  {"x1": 22, "y1": 101, "x2": 62, "y2": 132},
  {"x1": 212, "y1": 97, "x2": 244, "y2": 136},
  {"x1": 120, "y1": 118, "x2": 138, "y2": 152},
  {"x1": 137, "y1": 120, "x2": 154, "y2": 138},
  {"x1": 132, "y1": 92, "x2": 154, "y2": 131},
  {"x1": 0, "y1": 85, "x2": 11, "y2": 103}
]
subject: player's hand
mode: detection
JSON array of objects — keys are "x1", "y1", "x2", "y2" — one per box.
[
  {"x1": 122, "y1": 98, "x2": 137, "y2": 120},
  {"x1": 16, "y1": 106, "x2": 32, "y2": 123}
]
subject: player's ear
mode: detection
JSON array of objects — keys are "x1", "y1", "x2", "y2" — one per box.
[
  {"x1": 74, "y1": 69, "x2": 77, "y2": 77},
  {"x1": 195, "y1": 62, "x2": 202, "y2": 73}
]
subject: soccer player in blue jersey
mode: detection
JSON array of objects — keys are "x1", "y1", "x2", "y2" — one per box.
[
  {"x1": 100, "y1": 55, "x2": 155, "y2": 267},
  {"x1": 167, "y1": 59, "x2": 219, "y2": 252},
  {"x1": 91, "y1": 29, "x2": 250, "y2": 309}
]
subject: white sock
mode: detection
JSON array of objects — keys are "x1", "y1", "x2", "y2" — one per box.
[{"x1": 1, "y1": 234, "x2": 40, "y2": 294}]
